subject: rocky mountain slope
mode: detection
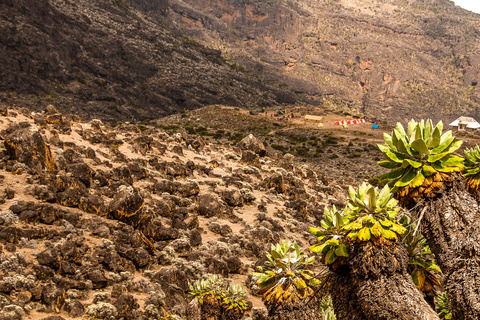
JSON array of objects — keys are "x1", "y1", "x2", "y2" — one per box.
[
  {"x1": 2, "y1": 103, "x2": 480, "y2": 319},
  {"x1": 0, "y1": 104, "x2": 366, "y2": 320},
  {"x1": 168, "y1": 0, "x2": 480, "y2": 122},
  {"x1": 0, "y1": 0, "x2": 297, "y2": 121},
  {"x1": 2, "y1": 0, "x2": 480, "y2": 122}
]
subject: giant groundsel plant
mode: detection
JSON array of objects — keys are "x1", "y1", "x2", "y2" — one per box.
[{"x1": 377, "y1": 119, "x2": 463, "y2": 205}]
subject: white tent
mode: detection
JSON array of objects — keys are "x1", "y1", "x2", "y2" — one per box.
[{"x1": 449, "y1": 116, "x2": 480, "y2": 130}]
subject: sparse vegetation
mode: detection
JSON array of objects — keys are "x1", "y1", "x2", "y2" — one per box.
[
  {"x1": 435, "y1": 292, "x2": 453, "y2": 320},
  {"x1": 463, "y1": 145, "x2": 480, "y2": 194},
  {"x1": 253, "y1": 241, "x2": 319, "y2": 312},
  {"x1": 399, "y1": 215, "x2": 441, "y2": 294},
  {"x1": 189, "y1": 275, "x2": 249, "y2": 319}
]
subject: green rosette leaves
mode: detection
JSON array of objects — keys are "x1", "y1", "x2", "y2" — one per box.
[
  {"x1": 377, "y1": 119, "x2": 463, "y2": 193},
  {"x1": 464, "y1": 145, "x2": 480, "y2": 192},
  {"x1": 309, "y1": 184, "x2": 405, "y2": 267},
  {"x1": 344, "y1": 183, "x2": 405, "y2": 241},
  {"x1": 253, "y1": 240, "x2": 319, "y2": 305},
  {"x1": 309, "y1": 206, "x2": 349, "y2": 267}
]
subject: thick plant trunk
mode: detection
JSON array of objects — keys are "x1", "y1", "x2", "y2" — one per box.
[
  {"x1": 264, "y1": 298, "x2": 322, "y2": 320},
  {"x1": 319, "y1": 240, "x2": 439, "y2": 320},
  {"x1": 200, "y1": 296, "x2": 223, "y2": 320},
  {"x1": 410, "y1": 176, "x2": 480, "y2": 319},
  {"x1": 186, "y1": 298, "x2": 244, "y2": 320}
]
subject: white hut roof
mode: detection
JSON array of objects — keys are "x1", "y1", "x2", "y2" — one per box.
[{"x1": 449, "y1": 116, "x2": 480, "y2": 129}]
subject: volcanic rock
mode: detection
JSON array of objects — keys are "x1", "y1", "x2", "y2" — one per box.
[
  {"x1": 238, "y1": 134, "x2": 266, "y2": 157},
  {"x1": 3, "y1": 124, "x2": 56, "y2": 173}
]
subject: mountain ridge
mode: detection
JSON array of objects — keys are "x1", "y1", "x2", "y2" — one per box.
[
  {"x1": 169, "y1": 0, "x2": 480, "y2": 122},
  {"x1": 1, "y1": 0, "x2": 480, "y2": 122},
  {"x1": 0, "y1": 0, "x2": 298, "y2": 121}
]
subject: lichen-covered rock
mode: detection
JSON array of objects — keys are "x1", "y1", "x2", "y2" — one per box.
[
  {"x1": 133, "y1": 135, "x2": 153, "y2": 155},
  {"x1": 187, "y1": 137, "x2": 205, "y2": 151},
  {"x1": 84, "y1": 268, "x2": 108, "y2": 289},
  {"x1": 203, "y1": 257, "x2": 229, "y2": 276},
  {"x1": 24, "y1": 184, "x2": 55, "y2": 202},
  {"x1": 86, "y1": 302, "x2": 118, "y2": 320},
  {"x1": 0, "y1": 210, "x2": 19, "y2": 224},
  {"x1": 154, "y1": 179, "x2": 199, "y2": 197},
  {"x1": 108, "y1": 186, "x2": 144, "y2": 221},
  {"x1": 3, "y1": 124, "x2": 56, "y2": 173},
  {"x1": 41, "y1": 282, "x2": 65, "y2": 312},
  {"x1": 113, "y1": 293, "x2": 139, "y2": 320},
  {"x1": 66, "y1": 162, "x2": 94, "y2": 187},
  {"x1": 241, "y1": 150, "x2": 261, "y2": 166},
  {"x1": 93, "y1": 292, "x2": 112, "y2": 304},
  {"x1": 112, "y1": 165, "x2": 134, "y2": 185},
  {"x1": 56, "y1": 186, "x2": 84, "y2": 207},
  {"x1": 225, "y1": 256, "x2": 243, "y2": 274},
  {"x1": 0, "y1": 305, "x2": 25, "y2": 320},
  {"x1": 64, "y1": 299, "x2": 85, "y2": 317},
  {"x1": 79, "y1": 194, "x2": 107, "y2": 216}
]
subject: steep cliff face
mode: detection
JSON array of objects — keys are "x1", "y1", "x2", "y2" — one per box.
[
  {"x1": 0, "y1": 0, "x2": 295, "y2": 121},
  {"x1": 169, "y1": 0, "x2": 480, "y2": 122}
]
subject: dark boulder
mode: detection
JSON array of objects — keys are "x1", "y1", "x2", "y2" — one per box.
[
  {"x1": 85, "y1": 147, "x2": 96, "y2": 159},
  {"x1": 225, "y1": 256, "x2": 243, "y2": 274},
  {"x1": 187, "y1": 137, "x2": 205, "y2": 150},
  {"x1": 64, "y1": 299, "x2": 85, "y2": 317},
  {"x1": 0, "y1": 225, "x2": 48, "y2": 243},
  {"x1": 133, "y1": 135, "x2": 153, "y2": 155},
  {"x1": 113, "y1": 293, "x2": 139, "y2": 320},
  {"x1": 241, "y1": 150, "x2": 261, "y2": 166},
  {"x1": 221, "y1": 188, "x2": 243, "y2": 207},
  {"x1": 42, "y1": 282, "x2": 65, "y2": 312},
  {"x1": 66, "y1": 163, "x2": 94, "y2": 187},
  {"x1": 102, "y1": 250, "x2": 136, "y2": 273},
  {"x1": 108, "y1": 186, "x2": 144, "y2": 221},
  {"x1": 142, "y1": 218, "x2": 179, "y2": 241},
  {"x1": 196, "y1": 193, "x2": 223, "y2": 217},
  {"x1": 204, "y1": 257, "x2": 229, "y2": 276},
  {"x1": 112, "y1": 165, "x2": 134, "y2": 185},
  {"x1": 127, "y1": 162, "x2": 148, "y2": 181},
  {"x1": 84, "y1": 268, "x2": 108, "y2": 289},
  {"x1": 237, "y1": 134, "x2": 266, "y2": 157},
  {"x1": 3, "y1": 123, "x2": 56, "y2": 172},
  {"x1": 154, "y1": 179, "x2": 199, "y2": 197},
  {"x1": 79, "y1": 194, "x2": 107, "y2": 216},
  {"x1": 188, "y1": 229, "x2": 202, "y2": 247},
  {"x1": 56, "y1": 186, "x2": 84, "y2": 207},
  {"x1": 0, "y1": 281, "x2": 13, "y2": 294}
]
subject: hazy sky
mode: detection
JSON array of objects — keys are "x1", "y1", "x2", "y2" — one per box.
[{"x1": 452, "y1": 0, "x2": 480, "y2": 14}]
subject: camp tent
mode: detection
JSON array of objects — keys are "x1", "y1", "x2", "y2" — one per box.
[
  {"x1": 372, "y1": 124, "x2": 379, "y2": 129},
  {"x1": 334, "y1": 119, "x2": 365, "y2": 125}
]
